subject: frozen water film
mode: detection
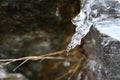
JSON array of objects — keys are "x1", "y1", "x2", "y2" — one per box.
[{"x1": 67, "y1": 0, "x2": 120, "y2": 52}]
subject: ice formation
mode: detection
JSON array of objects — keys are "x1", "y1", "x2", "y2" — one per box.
[{"x1": 66, "y1": 0, "x2": 120, "y2": 52}]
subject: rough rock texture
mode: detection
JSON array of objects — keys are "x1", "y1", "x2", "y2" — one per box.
[{"x1": 85, "y1": 25, "x2": 120, "y2": 80}]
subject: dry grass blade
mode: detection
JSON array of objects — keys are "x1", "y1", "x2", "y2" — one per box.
[
  {"x1": 0, "y1": 49, "x2": 84, "y2": 77},
  {"x1": 67, "y1": 57, "x2": 84, "y2": 80},
  {"x1": 0, "y1": 49, "x2": 78, "y2": 67},
  {"x1": 56, "y1": 69, "x2": 73, "y2": 80},
  {"x1": 0, "y1": 50, "x2": 66, "y2": 62},
  {"x1": 67, "y1": 64, "x2": 79, "y2": 80},
  {"x1": 56, "y1": 57, "x2": 85, "y2": 80},
  {"x1": 13, "y1": 58, "x2": 30, "y2": 71},
  {"x1": 40, "y1": 49, "x2": 66, "y2": 57},
  {"x1": 0, "y1": 49, "x2": 69, "y2": 71}
]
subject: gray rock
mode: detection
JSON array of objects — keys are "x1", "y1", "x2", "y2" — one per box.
[{"x1": 85, "y1": 19, "x2": 120, "y2": 80}]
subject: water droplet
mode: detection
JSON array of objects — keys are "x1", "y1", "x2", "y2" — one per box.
[
  {"x1": 64, "y1": 61, "x2": 70, "y2": 67},
  {"x1": 55, "y1": 8, "x2": 60, "y2": 17}
]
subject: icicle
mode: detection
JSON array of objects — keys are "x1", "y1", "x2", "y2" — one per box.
[
  {"x1": 66, "y1": 0, "x2": 120, "y2": 52},
  {"x1": 66, "y1": 0, "x2": 93, "y2": 52}
]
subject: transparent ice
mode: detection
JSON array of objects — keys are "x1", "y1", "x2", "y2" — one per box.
[{"x1": 67, "y1": 0, "x2": 120, "y2": 52}]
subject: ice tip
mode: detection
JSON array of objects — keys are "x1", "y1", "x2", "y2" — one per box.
[
  {"x1": 66, "y1": 49, "x2": 70, "y2": 55},
  {"x1": 66, "y1": 45, "x2": 71, "y2": 55},
  {"x1": 66, "y1": 45, "x2": 71, "y2": 52}
]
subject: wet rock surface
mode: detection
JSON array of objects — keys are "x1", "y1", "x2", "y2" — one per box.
[
  {"x1": 0, "y1": 0, "x2": 79, "y2": 34},
  {"x1": 0, "y1": 0, "x2": 80, "y2": 80}
]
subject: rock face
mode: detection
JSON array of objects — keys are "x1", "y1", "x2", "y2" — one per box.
[
  {"x1": 85, "y1": 18, "x2": 120, "y2": 80},
  {"x1": 0, "y1": 0, "x2": 80, "y2": 80}
]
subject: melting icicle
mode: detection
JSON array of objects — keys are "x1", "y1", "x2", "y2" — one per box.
[
  {"x1": 66, "y1": 0, "x2": 94, "y2": 52},
  {"x1": 66, "y1": 0, "x2": 120, "y2": 52}
]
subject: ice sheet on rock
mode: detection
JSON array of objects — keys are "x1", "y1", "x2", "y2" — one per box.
[
  {"x1": 95, "y1": 19, "x2": 120, "y2": 41},
  {"x1": 67, "y1": 0, "x2": 120, "y2": 52}
]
